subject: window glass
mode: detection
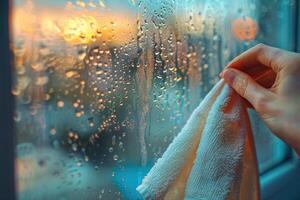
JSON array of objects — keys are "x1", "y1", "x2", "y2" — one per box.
[{"x1": 12, "y1": 0, "x2": 292, "y2": 199}]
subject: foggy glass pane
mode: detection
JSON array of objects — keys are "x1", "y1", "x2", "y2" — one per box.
[{"x1": 12, "y1": 0, "x2": 292, "y2": 199}]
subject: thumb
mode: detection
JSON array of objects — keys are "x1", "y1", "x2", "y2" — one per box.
[{"x1": 221, "y1": 68, "x2": 275, "y2": 114}]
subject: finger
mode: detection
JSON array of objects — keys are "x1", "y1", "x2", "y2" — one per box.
[
  {"x1": 221, "y1": 68, "x2": 275, "y2": 113},
  {"x1": 220, "y1": 67, "x2": 276, "y2": 88},
  {"x1": 225, "y1": 43, "x2": 298, "y2": 73}
]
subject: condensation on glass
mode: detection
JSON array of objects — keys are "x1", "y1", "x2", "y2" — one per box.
[{"x1": 12, "y1": 0, "x2": 292, "y2": 199}]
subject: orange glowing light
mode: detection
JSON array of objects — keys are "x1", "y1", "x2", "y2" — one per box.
[
  {"x1": 13, "y1": 3, "x2": 137, "y2": 46},
  {"x1": 58, "y1": 12, "x2": 137, "y2": 45},
  {"x1": 13, "y1": 8, "x2": 36, "y2": 35},
  {"x1": 231, "y1": 16, "x2": 258, "y2": 41},
  {"x1": 61, "y1": 15, "x2": 99, "y2": 44},
  {"x1": 40, "y1": 17, "x2": 62, "y2": 36}
]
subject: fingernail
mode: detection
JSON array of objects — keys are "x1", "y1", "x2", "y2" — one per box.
[
  {"x1": 222, "y1": 69, "x2": 237, "y2": 85},
  {"x1": 219, "y1": 71, "x2": 224, "y2": 77}
]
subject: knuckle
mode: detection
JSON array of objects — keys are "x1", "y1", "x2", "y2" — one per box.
[
  {"x1": 256, "y1": 44, "x2": 284, "y2": 71},
  {"x1": 255, "y1": 43, "x2": 267, "y2": 51},
  {"x1": 269, "y1": 50, "x2": 285, "y2": 71}
]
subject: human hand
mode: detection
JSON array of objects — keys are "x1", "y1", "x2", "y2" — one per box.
[{"x1": 220, "y1": 44, "x2": 300, "y2": 155}]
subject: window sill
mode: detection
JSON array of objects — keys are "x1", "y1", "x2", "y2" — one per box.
[{"x1": 260, "y1": 155, "x2": 300, "y2": 200}]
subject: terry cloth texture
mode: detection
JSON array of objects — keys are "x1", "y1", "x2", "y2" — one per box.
[{"x1": 136, "y1": 80, "x2": 260, "y2": 200}]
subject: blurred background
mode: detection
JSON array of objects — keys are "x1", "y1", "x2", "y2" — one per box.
[{"x1": 11, "y1": 0, "x2": 296, "y2": 199}]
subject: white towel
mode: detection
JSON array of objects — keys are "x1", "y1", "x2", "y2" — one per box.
[{"x1": 136, "y1": 80, "x2": 260, "y2": 200}]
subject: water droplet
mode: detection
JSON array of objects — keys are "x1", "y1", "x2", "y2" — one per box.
[
  {"x1": 119, "y1": 142, "x2": 123, "y2": 149},
  {"x1": 76, "y1": 160, "x2": 82, "y2": 167},
  {"x1": 88, "y1": 1, "x2": 96, "y2": 8},
  {"x1": 112, "y1": 135, "x2": 116, "y2": 146},
  {"x1": 78, "y1": 51, "x2": 86, "y2": 60},
  {"x1": 50, "y1": 128, "x2": 56, "y2": 136},
  {"x1": 72, "y1": 143, "x2": 78, "y2": 151},
  {"x1": 91, "y1": 35, "x2": 97, "y2": 42},
  {"x1": 35, "y1": 76, "x2": 49, "y2": 86},
  {"x1": 76, "y1": 111, "x2": 82, "y2": 117},
  {"x1": 99, "y1": 0, "x2": 106, "y2": 8},
  {"x1": 84, "y1": 155, "x2": 89, "y2": 162},
  {"x1": 88, "y1": 117, "x2": 94, "y2": 127},
  {"x1": 57, "y1": 101, "x2": 64, "y2": 108},
  {"x1": 13, "y1": 111, "x2": 21, "y2": 122},
  {"x1": 69, "y1": 132, "x2": 74, "y2": 138},
  {"x1": 113, "y1": 154, "x2": 119, "y2": 161},
  {"x1": 76, "y1": 0, "x2": 86, "y2": 8}
]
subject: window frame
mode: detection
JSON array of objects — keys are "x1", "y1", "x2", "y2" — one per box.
[
  {"x1": 260, "y1": 154, "x2": 300, "y2": 200},
  {"x1": 0, "y1": 0, "x2": 16, "y2": 200},
  {"x1": 260, "y1": 0, "x2": 300, "y2": 199}
]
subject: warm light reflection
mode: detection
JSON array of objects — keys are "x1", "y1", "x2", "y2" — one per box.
[
  {"x1": 231, "y1": 16, "x2": 258, "y2": 41},
  {"x1": 59, "y1": 12, "x2": 137, "y2": 45},
  {"x1": 13, "y1": 8, "x2": 36, "y2": 35},
  {"x1": 62, "y1": 15, "x2": 99, "y2": 44},
  {"x1": 40, "y1": 17, "x2": 62, "y2": 36},
  {"x1": 13, "y1": 2, "x2": 137, "y2": 46}
]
